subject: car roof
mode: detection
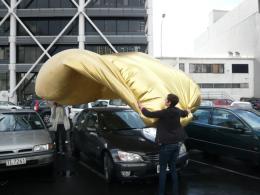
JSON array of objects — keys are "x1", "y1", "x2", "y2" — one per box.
[
  {"x1": 198, "y1": 105, "x2": 255, "y2": 112},
  {"x1": 0, "y1": 109, "x2": 36, "y2": 114},
  {"x1": 83, "y1": 107, "x2": 133, "y2": 112}
]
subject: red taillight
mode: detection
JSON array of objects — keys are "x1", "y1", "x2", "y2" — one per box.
[{"x1": 34, "y1": 100, "x2": 39, "y2": 111}]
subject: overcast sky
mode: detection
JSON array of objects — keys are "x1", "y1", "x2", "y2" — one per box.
[{"x1": 152, "y1": 0, "x2": 243, "y2": 57}]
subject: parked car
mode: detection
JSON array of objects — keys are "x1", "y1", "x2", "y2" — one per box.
[
  {"x1": 29, "y1": 99, "x2": 51, "y2": 125},
  {"x1": 72, "y1": 107, "x2": 188, "y2": 182},
  {"x1": 0, "y1": 101, "x2": 22, "y2": 110},
  {"x1": 0, "y1": 109, "x2": 55, "y2": 172},
  {"x1": 230, "y1": 101, "x2": 253, "y2": 109},
  {"x1": 185, "y1": 106, "x2": 260, "y2": 165},
  {"x1": 92, "y1": 99, "x2": 129, "y2": 108},
  {"x1": 69, "y1": 103, "x2": 93, "y2": 121},
  {"x1": 212, "y1": 99, "x2": 233, "y2": 106}
]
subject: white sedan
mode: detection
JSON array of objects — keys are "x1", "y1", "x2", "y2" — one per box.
[{"x1": 0, "y1": 101, "x2": 22, "y2": 109}]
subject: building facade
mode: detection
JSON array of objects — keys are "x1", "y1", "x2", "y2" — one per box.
[
  {"x1": 0, "y1": 0, "x2": 148, "y2": 103},
  {"x1": 194, "y1": 0, "x2": 260, "y2": 98},
  {"x1": 159, "y1": 57, "x2": 254, "y2": 101}
]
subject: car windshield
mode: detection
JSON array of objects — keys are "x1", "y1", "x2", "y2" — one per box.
[
  {"x1": 0, "y1": 112, "x2": 45, "y2": 132},
  {"x1": 236, "y1": 110, "x2": 260, "y2": 130},
  {"x1": 99, "y1": 110, "x2": 146, "y2": 130}
]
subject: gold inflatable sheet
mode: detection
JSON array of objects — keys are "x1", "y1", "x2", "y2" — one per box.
[{"x1": 35, "y1": 49, "x2": 201, "y2": 126}]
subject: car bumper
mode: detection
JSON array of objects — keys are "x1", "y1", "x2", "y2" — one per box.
[
  {"x1": 114, "y1": 153, "x2": 189, "y2": 180},
  {"x1": 0, "y1": 151, "x2": 55, "y2": 171}
]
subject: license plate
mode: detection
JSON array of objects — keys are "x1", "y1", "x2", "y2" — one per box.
[
  {"x1": 6, "y1": 158, "x2": 26, "y2": 166},
  {"x1": 157, "y1": 164, "x2": 170, "y2": 173}
]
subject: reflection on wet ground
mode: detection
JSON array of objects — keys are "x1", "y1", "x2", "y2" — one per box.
[{"x1": 0, "y1": 151, "x2": 260, "y2": 195}]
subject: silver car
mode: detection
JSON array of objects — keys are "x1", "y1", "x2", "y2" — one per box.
[{"x1": 0, "y1": 109, "x2": 55, "y2": 171}]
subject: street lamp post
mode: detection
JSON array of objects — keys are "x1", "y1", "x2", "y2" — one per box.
[{"x1": 160, "y1": 13, "x2": 166, "y2": 57}]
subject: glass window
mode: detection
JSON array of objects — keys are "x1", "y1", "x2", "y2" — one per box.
[
  {"x1": 49, "y1": 20, "x2": 61, "y2": 35},
  {"x1": 0, "y1": 112, "x2": 45, "y2": 132},
  {"x1": 129, "y1": 20, "x2": 145, "y2": 33},
  {"x1": 0, "y1": 20, "x2": 9, "y2": 36},
  {"x1": 37, "y1": 0, "x2": 49, "y2": 8},
  {"x1": 104, "y1": 0, "x2": 116, "y2": 7},
  {"x1": 91, "y1": 0, "x2": 102, "y2": 7},
  {"x1": 117, "y1": 0, "x2": 128, "y2": 7},
  {"x1": 212, "y1": 109, "x2": 244, "y2": 128},
  {"x1": 179, "y1": 63, "x2": 185, "y2": 71},
  {"x1": 85, "y1": 112, "x2": 98, "y2": 130},
  {"x1": 193, "y1": 109, "x2": 210, "y2": 124},
  {"x1": 99, "y1": 110, "x2": 145, "y2": 131},
  {"x1": 129, "y1": 0, "x2": 145, "y2": 7},
  {"x1": 37, "y1": 20, "x2": 49, "y2": 35},
  {"x1": 49, "y1": 0, "x2": 60, "y2": 8},
  {"x1": 105, "y1": 20, "x2": 116, "y2": 34},
  {"x1": 61, "y1": 0, "x2": 74, "y2": 8},
  {"x1": 189, "y1": 63, "x2": 224, "y2": 73},
  {"x1": 117, "y1": 20, "x2": 129, "y2": 33},
  {"x1": 232, "y1": 64, "x2": 248, "y2": 73},
  {"x1": 236, "y1": 110, "x2": 260, "y2": 130}
]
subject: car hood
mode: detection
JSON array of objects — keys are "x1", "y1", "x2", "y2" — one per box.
[
  {"x1": 0, "y1": 130, "x2": 51, "y2": 151},
  {"x1": 102, "y1": 129, "x2": 159, "y2": 154}
]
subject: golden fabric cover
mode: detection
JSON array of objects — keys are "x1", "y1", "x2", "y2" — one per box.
[{"x1": 35, "y1": 49, "x2": 201, "y2": 126}]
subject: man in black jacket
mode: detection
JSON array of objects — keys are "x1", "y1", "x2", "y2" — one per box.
[{"x1": 138, "y1": 94, "x2": 189, "y2": 195}]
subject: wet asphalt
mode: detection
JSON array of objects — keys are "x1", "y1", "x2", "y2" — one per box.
[{"x1": 0, "y1": 151, "x2": 260, "y2": 195}]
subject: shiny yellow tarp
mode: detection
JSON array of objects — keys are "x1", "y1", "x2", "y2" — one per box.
[{"x1": 35, "y1": 49, "x2": 201, "y2": 126}]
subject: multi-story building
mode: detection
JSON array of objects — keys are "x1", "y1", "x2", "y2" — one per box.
[
  {"x1": 0, "y1": 0, "x2": 148, "y2": 103},
  {"x1": 194, "y1": 0, "x2": 260, "y2": 98},
  {"x1": 159, "y1": 57, "x2": 254, "y2": 101}
]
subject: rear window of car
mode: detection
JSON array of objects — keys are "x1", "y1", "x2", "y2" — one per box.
[
  {"x1": 99, "y1": 110, "x2": 145, "y2": 130},
  {"x1": 0, "y1": 112, "x2": 45, "y2": 132}
]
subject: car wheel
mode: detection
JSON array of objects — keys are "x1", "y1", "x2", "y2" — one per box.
[{"x1": 103, "y1": 152, "x2": 115, "y2": 183}]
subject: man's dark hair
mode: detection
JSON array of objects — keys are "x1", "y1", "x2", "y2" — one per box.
[{"x1": 167, "y1": 94, "x2": 179, "y2": 107}]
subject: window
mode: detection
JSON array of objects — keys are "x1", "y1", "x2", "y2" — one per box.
[
  {"x1": 212, "y1": 109, "x2": 243, "y2": 129},
  {"x1": 129, "y1": 20, "x2": 145, "y2": 33},
  {"x1": 232, "y1": 64, "x2": 248, "y2": 73},
  {"x1": 193, "y1": 109, "x2": 210, "y2": 124},
  {"x1": 179, "y1": 63, "x2": 185, "y2": 71},
  {"x1": 85, "y1": 113, "x2": 98, "y2": 130},
  {"x1": 198, "y1": 83, "x2": 249, "y2": 89},
  {"x1": 189, "y1": 63, "x2": 224, "y2": 73},
  {"x1": 99, "y1": 110, "x2": 145, "y2": 131},
  {"x1": 117, "y1": 20, "x2": 129, "y2": 33},
  {"x1": 117, "y1": 0, "x2": 128, "y2": 7},
  {"x1": 0, "y1": 113, "x2": 45, "y2": 132},
  {"x1": 104, "y1": 20, "x2": 116, "y2": 34}
]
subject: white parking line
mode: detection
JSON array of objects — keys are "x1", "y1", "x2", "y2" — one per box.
[
  {"x1": 79, "y1": 161, "x2": 105, "y2": 180},
  {"x1": 190, "y1": 159, "x2": 260, "y2": 181}
]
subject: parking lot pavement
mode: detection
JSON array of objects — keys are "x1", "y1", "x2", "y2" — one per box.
[{"x1": 0, "y1": 152, "x2": 260, "y2": 195}]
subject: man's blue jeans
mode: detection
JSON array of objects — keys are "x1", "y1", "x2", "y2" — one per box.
[{"x1": 158, "y1": 143, "x2": 180, "y2": 195}]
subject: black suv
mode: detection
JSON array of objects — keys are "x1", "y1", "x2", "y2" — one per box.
[{"x1": 72, "y1": 107, "x2": 188, "y2": 183}]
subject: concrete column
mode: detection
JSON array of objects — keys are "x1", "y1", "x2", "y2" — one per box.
[
  {"x1": 78, "y1": 0, "x2": 85, "y2": 49},
  {"x1": 9, "y1": 0, "x2": 17, "y2": 103}
]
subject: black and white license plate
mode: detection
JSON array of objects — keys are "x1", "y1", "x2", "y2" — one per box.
[
  {"x1": 6, "y1": 158, "x2": 26, "y2": 166},
  {"x1": 157, "y1": 165, "x2": 170, "y2": 173}
]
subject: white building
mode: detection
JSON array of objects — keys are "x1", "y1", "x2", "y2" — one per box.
[
  {"x1": 194, "y1": 0, "x2": 260, "y2": 98},
  {"x1": 159, "y1": 57, "x2": 254, "y2": 101}
]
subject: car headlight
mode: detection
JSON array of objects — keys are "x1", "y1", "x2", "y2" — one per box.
[
  {"x1": 117, "y1": 151, "x2": 143, "y2": 162},
  {"x1": 179, "y1": 143, "x2": 187, "y2": 156},
  {"x1": 142, "y1": 127, "x2": 156, "y2": 142},
  {"x1": 33, "y1": 143, "x2": 53, "y2": 152}
]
